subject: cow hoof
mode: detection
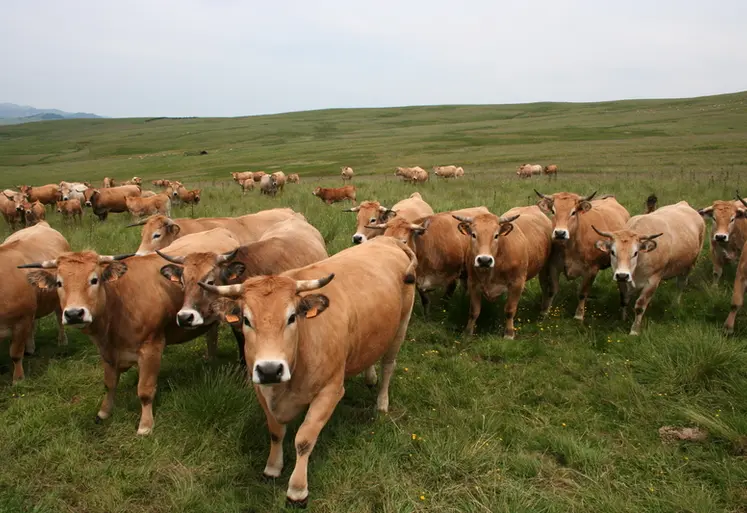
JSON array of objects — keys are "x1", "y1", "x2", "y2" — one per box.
[
  {"x1": 629, "y1": 330, "x2": 639, "y2": 336},
  {"x1": 136, "y1": 426, "x2": 152, "y2": 436},
  {"x1": 285, "y1": 496, "x2": 308, "y2": 509},
  {"x1": 95, "y1": 415, "x2": 104, "y2": 424},
  {"x1": 723, "y1": 327, "x2": 734, "y2": 336},
  {"x1": 261, "y1": 472, "x2": 278, "y2": 482},
  {"x1": 573, "y1": 315, "x2": 584, "y2": 322},
  {"x1": 503, "y1": 334, "x2": 515, "y2": 340}
]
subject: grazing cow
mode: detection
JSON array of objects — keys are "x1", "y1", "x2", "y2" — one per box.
[
  {"x1": 544, "y1": 164, "x2": 558, "y2": 177},
  {"x1": 126, "y1": 194, "x2": 171, "y2": 219},
  {"x1": 287, "y1": 173, "x2": 300, "y2": 184},
  {"x1": 346, "y1": 192, "x2": 434, "y2": 245},
  {"x1": 395, "y1": 166, "x2": 428, "y2": 183},
  {"x1": 152, "y1": 179, "x2": 172, "y2": 188},
  {"x1": 645, "y1": 194, "x2": 658, "y2": 214},
  {"x1": 157, "y1": 214, "x2": 328, "y2": 366},
  {"x1": 535, "y1": 190, "x2": 631, "y2": 321},
  {"x1": 260, "y1": 174, "x2": 278, "y2": 197},
  {"x1": 56, "y1": 199, "x2": 83, "y2": 223},
  {"x1": 593, "y1": 202, "x2": 705, "y2": 335},
  {"x1": 132, "y1": 208, "x2": 296, "y2": 255},
  {"x1": 1, "y1": 190, "x2": 25, "y2": 230},
  {"x1": 454, "y1": 206, "x2": 554, "y2": 337},
  {"x1": 125, "y1": 177, "x2": 143, "y2": 186},
  {"x1": 253, "y1": 171, "x2": 267, "y2": 182},
  {"x1": 3, "y1": 222, "x2": 69, "y2": 382},
  {"x1": 271, "y1": 171, "x2": 287, "y2": 193},
  {"x1": 312, "y1": 185, "x2": 357, "y2": 205},
  {"x1": 20, "y1": 228, "x2": 239, "y2": 434},
  {"x1": 84, "y1": 185, "x2": 142, "y2": 221},
  {"x1": 18, "y1": 184, "x2": 59, "y2": 205},
  {"x1": 232, "y1": 172, "x2": 254, "y2": 183},
  {"x1": 203, "y1": 236, "x2": 417, "y2": 506},
  {"x1": 239, "y1": 178, "x2": 255, "y2": 194},
  {"x1": 697, "y1": 193, "x2": 747, "y2": 284},
  {"x1": 340, "y1": 166, "x2": 354, "y2": 181},
  {"x1": 103, "y1": 177, "x2": 116, "y2": 188},
  {"x1": 433, "y1": 165, "x2": 464, "y2": 179},
  {"x1": 173, "y1": 185, "x2": 201, "y2": 204},
  {"x1": 23, "y1": 200, "x2": 46, "y2": 226}
]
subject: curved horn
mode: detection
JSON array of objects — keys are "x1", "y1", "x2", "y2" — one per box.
[
  {"x1": 216, "y1": 248, "x2": 239, "y2": 264},
  {"x1": 584, "y1": 191, "x2": 597, "y2": 201},
  {"x1": 198, "y1": 282, "x2": 244, "y2": 297},
  {"x1": 591, "y1": 225, "x2": 613, "y2": 239},
  {"x1": 296, "y1": 273, "x2": 335, "y2": 292},
  {"x1": 154, "y1": 250, "x2": 185, "y2": 264},
  {"x1": 98, "y1": 253, "x2": 136, "y2": 263},
  {"x1": 378, "y1": 205, "x2": 390, "y2": 212},
  {"x1": 736, "y1": 190, "x2": 747, "y2": 209},
  {"x1": 342, "y1": 206, "x2": 360, "y2": 212},
  {"x1": 641, "y1": 233, "x2": 664, "y2": 241},
  {"x1": 534, "y1": 189, "x2": 551, "y2": 200},
  {"x1": 499, "y1": 214, "x2": 520, "y2": 224},
  {"x1": 365, "y1": 223, "x2": 387, "y2": 230},
  {"x1": 452, "y1": 214, "x2": 474, "y2": 223},
  {"x1": 126, "y1": 217, "x2": 150, "y2": 227},
  {"x1": 17, "y1": 259, "x2": 58, "y2": 269}
]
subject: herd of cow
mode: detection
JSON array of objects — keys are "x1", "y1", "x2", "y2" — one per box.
[{"x1": 2, "y1": 175, "x2": 747, "y2": 507}]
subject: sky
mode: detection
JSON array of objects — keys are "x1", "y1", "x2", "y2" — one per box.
[{"x1": 2, "y1": 0, "x2": 746, "y2": 118}]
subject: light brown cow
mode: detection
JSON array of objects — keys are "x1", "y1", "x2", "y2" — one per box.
[
  {"x1": 125, "y1": 177, "x2": 143, "y2": 186},
  {"x1": 433, "y1": 165, "x2": 464, "y2": 179},
  {"x1": 21, "y1": 228, "x2": 239, "y2": 434},
  {"x1": 346, "y1": 192, "x2": 434, "y2": 244},
  {"x1": 174, "y1": 185, "x2": 201, "y2": 204},
  {"x1": 312, "y1": 185, "x2": 357, "y2": 205},
  {"x1": 395, "y1": 166, "x2": 428, "y2": 183},
  {"x1": 271, "y1": 171, "x2": 287, "y2": 193},
  {"x1": 239, "y1": 178, "x2": 255, "y2": 194},
  {"x1": 157, "y1": 214, "x2": 328, "y2": 366},
  {"x1": 152, "y1": 179, "x2": 173, "y2": 188},
  {"x1": 593, "y1": 202, "x2": 705, "y2": 335},
  {"x1": 23, "y1": 200, "x2": 46, "y2": 227},
  {"x1": 287, "y1": 173, "x2": 300, "y2": 184},
  {"x1": 3, "y1": 222, "x2": 69, "y2": 382},
  {"x1": 203, "y1": 236, "x2": 417, "y2": 506},
  {"x1": 544, "y1": 164, "x2": 558, "y2": 177},
  {"x1": 535, "y1": 190, "x2": 631, "y2": 321},
  {"x1": 340, "y1": 166, "x2": 354, "y2": 182},
  {"x1": 126, "y1": 194, "x2": 171, "y2": 218},
  {"x1": 56, "y1": 199, "x2": 83, "y2": 223},
  {"x1": 697, "y1": 194, "x2": 747, "y2": 284},
  {"x1": 232, "y1": 172, "x2": 254, "y2": 183},
  {"x1": 141, "y1": 191, "x2": 157, "y2": 198},
  {"x1": 18, "y1": 184, "x2": 59, "y2": 205},
  {"x1": 253, "y1": 171, "x2": 267, "y2": 182},
  {"x1": 1, "y1": 190, "x2": 25, "y2": 230},
  {"x1": 645, "y1": 194, "x2": 658, "y2": 214},
  {"x1": 132, "y1": 208, "x2": 296, "y2": 255},
  {"x1": 103, "y1": 177, "x2": 116, "y2": 188},
  {"x1": 84, "y1": 185, "x2": 142, "y2": 221},
  {"x1": 725, "y1": 238, "x2": 747, "y2": 334},
  {"x1": 454, "y1": 206, "x2": 554, "y2": 337}
]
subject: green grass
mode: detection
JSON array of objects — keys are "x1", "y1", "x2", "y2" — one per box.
[{"x1": 1, "y1": 92, "x2": 747, "y2": 512}]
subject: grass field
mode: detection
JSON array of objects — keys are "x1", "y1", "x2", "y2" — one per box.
[{"x1": 1, "y1": 91, "x2": 747, "y2": 512}]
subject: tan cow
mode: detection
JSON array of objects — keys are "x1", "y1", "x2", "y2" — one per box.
[
  {"x1": 535, "y1": 190, "x2": 631, "y2": 321},
  {"x1": 21, "y1": 228, "x2": 239, "y2": 434},
  {"x1": 1, "y1": 190, "x2": 25, "y2": 230},
  {"x1": 124, "y1": 177, "x2": 143, "y2": 186},
  {"x1": 141, "y1": 191, "x2": 157, "y2": 198},
  {"x1": 3, "y1": 222, "x2": 69, "y2": 382},
  {"x1": 18, "y1": 184, "x2": 59, "y2": 205},
  {"x1": 312, "y1": 186, "x2": 357, "y2": 205},
  {"x1": 271, "y1": 171, "x2": 287, "y2": 193},
  {"x1": 152, "y1": 179, "x2": 172, "y2": 188},
  {"x1": 725, "y1": 239, "x2": 747, "y2": 334},
  {"x1": 287, "y1": 173, "x2": 300, "y2": 184},
  {"x1": 253, "y1": 171, "x2": 267, "y2": 182},
  {"x1": 23, "y1": 201, "x2": 46, "y2": 227},
  {"x1": 203, "y1": 236, "x2": 417, "y2": 506},
  {"x1": 593, "y1": 202, "x2": 705, "y2": 335},
  {"x1": 85, "y1": 185, "x2": 142, "y2": 221},
  {"x1": 232, "y1": 172, "x2": 254, "y2": 183},
  {"x1": 345, "y1": 192, "x2": 434, "y2": 245},
  {"x1": 174, "y1": 185, "x2": 201, "y2": 204},
  {"x1": 433, "y1": 165, "x2": 464, "y2": 179},
  {"x1": 544, "y1": 164, "x2": 558, "y2": 178},
  {"x1": 56, "y1": 199, "x2": 83, "y2": 223},
  {"x1": 157, "y1": 214, "x2": 328, "y2": 367},
  {"x1": 239, "y1": 178, "x2": 255, "y2": 194},
  {"x1": 103, "y1": 177, "x2": 116, "y2": 188},
  {"x1": 697, "y1": 193, "x2": 747, "y2": 284},
  {"x1": 454, "y1": 206, "x2": 554, "y2": 337},
  {"x1": 340, "y1": 166, "x2": 354, "y2": 182},
  {"x1": 126, "y1": 194, "x2": 171, "y2": 219},
  {"x1": 132, "y1": 208, "x2": 296, "y2": 255}
]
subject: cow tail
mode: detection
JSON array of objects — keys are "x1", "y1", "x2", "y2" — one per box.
[{"x1": 393, "y1": 240, "x2": 418, "y2": 284}]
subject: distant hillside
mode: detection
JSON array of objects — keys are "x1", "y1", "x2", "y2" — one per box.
[{"x1": 0, "y1": 102, "x2": 103, "y2": 124}]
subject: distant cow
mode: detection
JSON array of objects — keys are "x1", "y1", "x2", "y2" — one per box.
[
  {"x1": 341, "y1": 166, "x2": 354, "y2": 181},
  {"x1": 697, "y1": 193, "x2": 747, "y2": 284},
  {"x1": 203, "y1": 236, "x2": 417, "y2": 506},
  {"x1": 271, "y1": 171, "x2": 287, "y2": 193},
  {"x1": 59, "y1": 182, "x2": 89, "y2": 202},
  {"x1": 544, "y1": 164, "x2": 558, "y2": 177},
  {"x1": 103, "y1": 177, "x2": 116, "y2": 188},
  {"x1": 22, "y1": 200, "x2": 46, "y2": 227},
  {"x1": 232, "y1": 172, "x2": 253, "y2": 183},
  {"x1": 18, "y1": 184, "x2": 59, "y2": 205},
  {"x1": 724, "y1": 195, "x2": 747, "y2": 334},
  {"x1": 239, "y1": 178, "x2": 255, "y2": 194},
  {"x1": 593, "y1": 201, "x2": 705, "y2": 335},
  {"x1": 433, "y1": 165, "x2": 464, "y2": 179},
  {"x1": 152, "y1": 179, "x2": 172, "y2": 188},
  {"x1": 645, "y1": 194, "x2": 658, "y2": 214},
  {"x1": 56, "y1": 199, "x2": 83, "y2": 223},
  {"x1": 287, "y1": 173, "x2": 300, "y2": 184},
  {"x1": 252, "y1": 171, "x2": 267, "y2": 182},
  {"x1": 126, "y1": 194, "x2": 171, "y2": 218},
  {"x1": 125, "y1": 177, "x2": 143, "y2": 186},
  {"x1": 346, "y1": 192, "x2": 434, "y2": 245},
  {"x1": 260, "y1": 174, "x2": 278, "y2": 197},
  {"x1": 174, "y1": 185, "x2": 201, "y2": 204},
  {"x1": 395, "y1": 166, "x2": 428, "y2": 183},
  {"x1": 84, "y1": 185, "x2": 142, "y2": 221},
  {"x1": 517, "y1": 164, "x2": 542, "y2": 178},
  {"x1": 313, "y1": 185, "x2": 356, "y2": 205}
]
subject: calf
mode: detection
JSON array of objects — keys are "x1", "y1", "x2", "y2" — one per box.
[
  {"x1": 697, "y1": 193, "x2": 747, "y2": 284},
  {"x1": 174, "y1": 185, "x2": 201, "y2": 204},
  {"x1": 454, "y1": 206, "x2": 554, "y2": 337},
  {"x1": 287, "y1": 173, "x2": 300, "y2": 184},
  {"x1": 544, "y1": 164, "x2": 558, "y2": 177},
  {"x1": 204, "y1": 236, "x2": 417, "y2": 506},
  {"x1": 56, "y1": 199, "x2": 83, "y2": 223},
  {"x1": 312, "y1": 185, "x2": 356, "y2": 205},
  {"x1": 340, "y1": 166, "x2": 354, "y2": 181},
  {"x1": 346, "y1": 192, "x2": 434, "y2": 244},
  {"x1": 239, "y1": 178, "x2": 255, "y2": 194},
  {"x1": 593, "y1": 201, "x2": 705, "y2": 335},
  {"x1": 85, "y1": 185, "x2": 142, "y2": 221},
  {"x1": 126, "y1": 193, "x2": 171, "y2": 218},
  {"x1": 232, "y1": 172, "x2": 254, "y2": 183},
  {"x1": 23, "y1": 201, "x2": 46, "y2": 227}
]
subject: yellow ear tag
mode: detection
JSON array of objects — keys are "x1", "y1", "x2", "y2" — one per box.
[
  {"x1": 305, "y1": 306, "x2": 319, "y2": 318},
  {"x1": 225, "y1": 314, "x2": 240, "y2": 323}
]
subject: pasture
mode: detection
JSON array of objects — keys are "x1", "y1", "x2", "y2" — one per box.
[{"x1": 1, "y1": 91, "x2": 747, "y2": 512}]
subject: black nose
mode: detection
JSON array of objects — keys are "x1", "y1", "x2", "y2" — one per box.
[
  {"x1": 553, "y1": 232, "x2": 566, "y2": 240},
  {"x1": 476, "y1": 255, "x2": 494, "y2": 268},
  {"x1": 615, "y1": 272, "x2": 630, "y2": 282},
  {"x1": 64, "y1": 308, "x2": 85, "y2": 323},
  {"x1": 352, "y1": 235, "x2": 363, "y2": 244},
  {"x1": 85, "y1": 201, "x2": 92, "y2": 207},
  {"x1": 255, "y1": 362, "x2": 284, "y2": 384},
  {"x1": 177, "y1": 311, "x2": 194, "y2": 327},
  {"x1": 714, "y1": 234, "x2": 727, "y2": 242}
]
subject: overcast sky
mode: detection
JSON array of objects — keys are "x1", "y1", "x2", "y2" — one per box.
[{"x1": 2, "y1": 0, "x2": 746, "y2": 118}]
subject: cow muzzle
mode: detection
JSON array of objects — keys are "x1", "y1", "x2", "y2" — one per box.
[
  {"x1": 714, "y1": 233, "x2": 729, "y2": 243},
  {"x1": 553, "y1": 229, "x2": 569, "y2": 240},
  {"x1": 352, "y1": 233, "x2": 366, "y2": 245},
  {"x1": 177, "y1": 309, "x2": 204, "y2": 328},
  {"x1": 475, "y1": 255, "x2": 495, "y2": 268},
  {"x1": 85, "y1": 201, "x2": 92, "y2": 207},
  {"x1": 253, "y1": 359, "x2": 291, "y2": 384},
  {"x1": 63, "y1": 307, "x2": 92, "y2": 326},
  {"x1": 614, "y1": 272, "x2": 632, "y2": 283}
]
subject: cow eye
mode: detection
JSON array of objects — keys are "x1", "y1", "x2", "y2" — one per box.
[
  {"x1": 153, "y1": 233, "x2": 161, "y2": 239},
  {"x1": 730, "y1": 216, "x2": 735, "y2": 222},
  {"x1": 56, "y1": 280, "x2": 63, "y2": 288},
  {"x1": 206, "y1": 279, "x2": 215, "y2": 286},
  {"x1": 288, "y1": 313, "x2": 297, "y2": 325},
  {"x1": 243, "y1": 316, "x2": 252, "y2": 328},
  {"x1": 369, "y1": 217, "x2": 376, "y2": 223},
  {"x1": 494, "y1": 233, "x2": 499, "y2": 240},
  {"x1": 633, "y1": 251, "x2": 638, "y2": 257},
  {"x1": 610, "y1": 249, "x2": 616, "y2": 256},
  {"x1": 571, "y1": 210, "x2": 577, "y2": 216},
  {"x1": 471, "y1": 232, "x2": 476, "y2": 239},
  {"x1": 90, "y1": 277, "x2": 98, "y2": 285}
]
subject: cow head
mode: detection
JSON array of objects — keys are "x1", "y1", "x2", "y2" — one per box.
[
  {"x1": 535, "y1": 190, "x2": 596, "y2": 241},
  {"x1": 698, "y1": 193, "x2": 747, "y2": 244},
  {"x1": 56, "y1": 200, "x2": 65, "y2": 213},
  {"x1": 192, "y1": 189, "x2": 201, "y2": 203},
  {"x1": 131, "y1": 215, "x2": 181, "y2": 255},
  {"x1": 344, "y1": 200, "x2": 395, "y2": 244},
  {"x1": 3, "y1": 189, "x2": 26, "y2": 212},
  {"x1": 454, "y1": 213, "x2": 519, "y2": 269},
  {"x1": 24, "y1": 201, "x2": 44, "y2": 226},
  {"x1": 83, "y1": 188, "x2": 98, "y2": 207},
  {"x1": 365, "y1": 217, "x2": 426, "y2": 248},
  {"x1": 312, "y1": 187, "x2": 321, "y2": 197},
  {"x1": 592, "y1": 226, "x2": 662, "y2": 285},
  {"x1": 20, "y1": 252, "x2": 134, "y2": 327},
  {"x1": 203, "y1": 274, "x2": 334, "y2": 384}
]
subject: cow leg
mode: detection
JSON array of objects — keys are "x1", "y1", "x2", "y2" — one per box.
[
  {"x1": 538, "y1": 265, "x2": 557, "y2": 317},
  {"x1": 96, "y1": 360, "x2": 121, "y2": 422},
  {"x1": 465, "y1": 282, "x2": 483, "y2": 336},
  {"x1": 55, "y1": 308, "x2": 68, "y2": 346},
  {"x1": 255, "y1": 386, "x2": 287, "y2": 479},
  {"x1": 503, "y1": 282, "x2": 524, "y2": 340},
  {"x1": 136, "y1": 341, "x2": 165, "y2": 435},
  {"x1": 630, "y1": 278, "x2": 661, "y2": 336},
  {"x1": 675, "y1": 274, "x2": 689, "y2": 305},
  {"x1": 574, "y1": 270, "x2": 598, "y2": 321},
  {"x1": 204, "y1": 323, "x2": 219, "y2": 360},
  {"x1": 10, "y1": 319, "x2": 33, "y2": 383},
  {"x1": 417, "y1": 288, "x2": 431, "y2": 317},
  {"x1": 231, "y1": 327, "x2": 247, "y2": 368},
  {"x1": 618, "y1": 282, "x2": 631, "y2": 321},
  {"x1": 724, "y1": 264, "x2": 747, "y2": 334},
  {"x1": 443, "y1": 279, "x2": 458, "y2": 301},
  {"x1": 286, "y1": 383, "x2": 344, "y2": 507},
  {"x1": 376, "y1": 299, "x2": 412, "y2": 413},
  {"x1": 711, "y1": 245, "x2": 724, "y2": 285},
  {"x1": 364, "y1": 365, "x2": 377, "y2": 388},
  {"x1": 25, "y1": 320, "x2": 38, "y2": 355}
]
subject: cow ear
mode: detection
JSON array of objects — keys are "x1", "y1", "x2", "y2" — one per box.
[
  {"x1": 735, "y1": 208, "x2": 746, "y2": 219},
  {"x1": 220, "y1": 262, "x2": 246, "y2": 283},
  {"x1": 211, "y1": 298, "x2": 241, "y2": 326},
  {"x1": 579, "y1": 200, "x2": 592, "y2": 213},
  {"x1": 457, "y1": 222, "x2": 471, "y2": 236},
  {"x1": 697, "y1": 207, "x2": 713, "y2": 217},
  {"x1": 594, "y1": 240, "x2": 611, "y2": 253},
  {"x1": 26, "y1": 270, "x2": 57, "y2": 290},
  {"x1": 381, "y1": 209, "x2": 397, "y2": 222},
  {"x1": 498, "y1": 223, "x2": 514, "y2": 237},
  {"x1": 640, "y1": 240, "x2": 658, "y2": 253},
  {"x1": 101, "y1": 262, "x2": 128, "y2": 283},
  {"x1": 167, "y1": 223, "x2": 181, "y2": 236},
  {"x1": 537, "y1": 198, "x2": 553, "y2": 214},
  {"x1": 298, "y1": 294, "x2": 329, "y2": 319},
  {"x1": 159, "y1": 264, "x2": 183, "y2": 284}
]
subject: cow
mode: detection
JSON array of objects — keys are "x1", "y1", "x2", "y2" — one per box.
[
  {"x1": 20, "y1": 228, "x2": 240, "y2": 434},
  {"x1": 725, "y1": 238, "x2": 747, "y2": 335},
  {"x1": 697, "y1": 193, "x2": 747, "y2": 284},
  {"x1": 253, "y1": 171, "x2": 267, "y2": 182},
  {"x1": 1, "y1": 190, "x2": 25, "y2": 230},
  {"x1": 453, "y1": 206, "x2": 554, "y2": 337},
  {"x1": 592, "y1": 201, "x2": 705, "y2": 335},
  {"x1": 84, "y1": 185, "x2": 142, "y2": 221},
  {"x1": 3, "y1": 222, "x2": 69, "y2": 382},
  {"x1": 239, "y1": 178, "x2": 255, "y2": 194},
  {"x1": 395, "y1": 166, "x2": 428, "y2": 183},
  {"x1": 260, "y1": 174, "x2": 278, "y2": 197},
  {"x1": 173, "y1": 185, "x2": 201, "y2": 205},
  {"x1": 366, "y1": 207, "x2": 489, "y2": 314},
  {"x1": 544, "y1": 164, "x2": 558, "y2": 178},
  {"x1": 534, "y1": 190, "x2": 631, "y2": 321},
  {"x1": 156, "y1": 214, "x2": 328, "y2": 367},
  {"x1": 56, "y1": 199, "x2": 83, "y2": 223},
  {"x1": 22, "y1": 200, "x2": 46, "y2": 227},
  {"x1": 141, "y1": 191, "x2": 157, "y2": 198},
  {"x1": 312, "y1": 185, "x2": 356, "y2": 205},
  {"x1": 18, "y1": 184, "x2": 59, "y2": 205},
  {"x1": 287, "y1": 173, "x2": 300, "y2": 184},
  {"x1": 59, "y1": 182, "x2": 89, "y2": 202},
  {"x1": 517, "y1": 164, "x2": 542, "y2": 178},
  {"x1": 340, "y1": 166, "x2": 354, "y2": 182},
  {"x1": 346, "y1": 192, "x2": 435, "y2": 245},
  {"x1": 645, "y1": 194, "x2": 658, "y2": 214},
  {"x1": 152, "y1": 179, "x2": 172, "y2": 188},
  {"x1": 103, "y1": 177, "x2": 116, "y2": 188},
  {"x1": 125, "y1": 177, "x2": 143, "y2": 186},
  {"x1": 433, "y1": 165, "x2": 464, "y2": 179},
  {"x1": 232, "y1": 172, "x2": 254, "y2": 183},
  {"x1": 271, "y1": 171, "x2": 287, "y2": 193},
  {"x1": 202, "y1": 236, "x2": 417, "y2": 506},
  {"x1": 126, "y1": 194, "x2": 171, "y2": 219},
  {"x1": 131, "y1": 208, "x2": 296, "y2": 255}
]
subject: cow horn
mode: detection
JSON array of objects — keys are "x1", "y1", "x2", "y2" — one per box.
[
  {"x1": 591, "y1": 225, "x2": 613, "y2": 239},
  {"x1": 499, "y1": 214, "x2": 520, "y2": 224},
  {"x1": 155, "y1": 250, "x2": 185, "y2": 264},
  {"x1": 452, "y1": 215, "x2": 473, "y2": 223},
  {"x1": 534, "y1": 189, "x2": 551, "y2": 200},
  {"x1": 584, "y1": 191, "x2": 597, "y2": 201},
  {"x1": 198, "y1": 282, "x2": 244, "y2": 297},
  {"x1": 736, "y1": 190, "x2": 747, "y2": 209},
  {"x1": 641, "y1": 233, "x2": 664, "y2": 241},
  {"x1": 98, "y1": 253, "x2": 136, "y2": 263},
  {"x1": 409, "y1": 223, "x2": 425, "y2": 231},
  {"x1": 342, "y1": 206, "x2": 360, "y2": 212},
  {"x1": 216, "y1": 248, "x2": 239, "y2": 263},
  {"x1": 18, "y1": 259, "x2": 58, "y2": 269},
  {"x1": 365, "y1": 223, "x2": 387, "y2": 230},
  {"x1": 296, "y1": 273, "x2": 335, "y2": 292},
  {"x1": 378, "y1": 205, "x2": 390, "y2": 212},
  {"x1": 126, "y1": 217, "x2": 151, "y2": 227}
]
